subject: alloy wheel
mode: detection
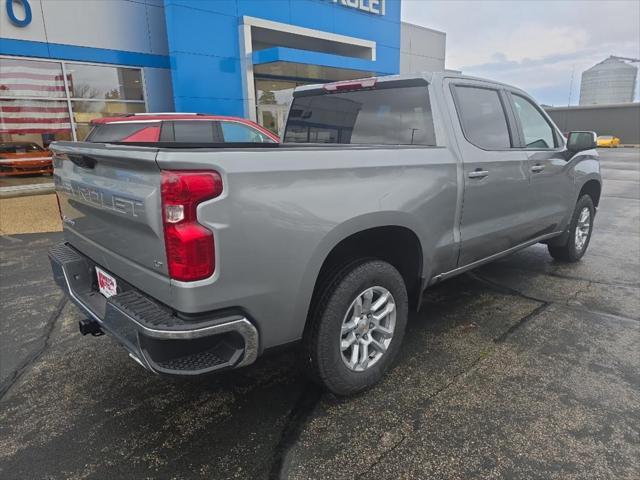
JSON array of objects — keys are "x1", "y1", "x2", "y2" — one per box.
[
  {"x1": 575, "y1": 207, "x2": 591, "y2": 252},
  {"x1": 339, "y1": 286, "x2": 396, "y2": 372}
]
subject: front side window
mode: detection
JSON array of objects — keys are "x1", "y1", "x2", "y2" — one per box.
[
  {"x1": 284, "y1": 84, "x2": 436, "y2": 146},
  {"x1": 454, "y1": 86, "x2": 511, "y2": 150},
  {"x1": 511, "y1": 94, "x2": 555, "y2": 149},
  {"x1": 220, "y1": 122, "x2": 273, "y2": 143}
]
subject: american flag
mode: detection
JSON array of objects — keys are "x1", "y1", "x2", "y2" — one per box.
[{"x1": 0, "y1": 60, "x2": 72, "y2": 134}]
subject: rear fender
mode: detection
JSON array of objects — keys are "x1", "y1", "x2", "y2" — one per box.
[{"x1": 291, "y1": 211, "x2": 429, "y2": 334}]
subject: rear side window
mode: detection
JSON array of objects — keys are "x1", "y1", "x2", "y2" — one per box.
[
  {"x1": 454, "y1": 86, "x2": 511, "y2": 150},
  {"x1": 284, "y1": 85, "x2": 436, "y2": 145},
  {"x1": 86, "y1": 122, "x2": 158, "y2": 142},
  {"x1": 220, "y1": 121, "x2": 273, "y2": 143},
  {"x1": 162, "y1": 121, "x2": 221, "y2": 143},
  {"x1": 511, "y1": 94, "x2": 556, "y2": 149}
]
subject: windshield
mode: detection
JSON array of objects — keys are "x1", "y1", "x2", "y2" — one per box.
[{"x1": 283, "y1": 83, "x2": 436, "y2": 146}]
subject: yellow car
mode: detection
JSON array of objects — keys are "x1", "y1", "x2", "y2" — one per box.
[{"x1": 597, "y1": 135, "x2": 620, "y2": 148}]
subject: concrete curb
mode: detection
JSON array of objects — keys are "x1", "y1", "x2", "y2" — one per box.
[{"x1": 0, "y1": 183, "x2": 55, "y2": 199}]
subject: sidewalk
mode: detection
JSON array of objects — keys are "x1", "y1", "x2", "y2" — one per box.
[{"x1": 0, "y1": 194, "x2": 62, "y2": 236}]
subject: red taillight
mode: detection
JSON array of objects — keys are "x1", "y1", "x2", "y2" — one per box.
[{"x1": 160, "y1": 171, "x2": 223, "y2": 281}]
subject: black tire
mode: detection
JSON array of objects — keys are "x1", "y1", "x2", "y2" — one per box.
[
  {"x1": 304, "y1": 259, "x2": 408, "y2": 396},
  {"x1": 548, "y1": 194, "x2": 595, "y2": 262}
]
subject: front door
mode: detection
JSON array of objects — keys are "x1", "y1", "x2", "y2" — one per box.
[
  {"x1": 507, "y1": 92, "x2": 571, "y2": 234},
  {"x1": 447, "y1": 81, "x2": 537, "y2": 266}
]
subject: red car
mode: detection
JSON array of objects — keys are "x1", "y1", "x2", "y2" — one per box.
[
  {"x1": 86, "y1": 113, "x2": 279, "y2": 144},
  {"x1": 0, "y1": 141, "x2": 53, "y2": 177}
]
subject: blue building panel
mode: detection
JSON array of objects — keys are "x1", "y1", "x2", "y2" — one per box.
[
  {"x1": 237, "y1": 0, "x2": 293, "y2": 24},
  {"x1": 171, "y1": 54, "x2": 244, "y2": 99},
  {"x1": 1, "y1": 0, "x2": 404, "y2": 120},
  {"x1": 166, "y1": 5, "x2": 241, "y2": 59},
  {"x1": 335, "y1": 8, "x2": 399, "y2": 48},
  {"x1": 174, "y1": 96, "x2": 246, "y2": 116},
  {"x1": 165, "y1": 0, "x2": 239, "y2": 17},
  {"x1": 0, "y1": 38, "x2": 169, "y2": 68},
  {"x1": 164, "y1": 0, "x2": 402, "y2": 116},
  {"x1": 289, "y1": 1, "x2": 336, "y2": 32}
]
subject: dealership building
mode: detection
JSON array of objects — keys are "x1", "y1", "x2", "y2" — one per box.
[{"x1": 0, "y1": 0, "x2": 445, "y2": 144}]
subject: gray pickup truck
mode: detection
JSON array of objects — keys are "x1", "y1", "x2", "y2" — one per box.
[{"x1": 48, "y1": 72, "x2": 601, "y2": 395}]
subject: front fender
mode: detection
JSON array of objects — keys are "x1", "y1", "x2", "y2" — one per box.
[
  {"x1": 547, "y1": 149, "x2": 601, "y2": 247},
  {"x1": 569, "y1": 149, "x2": 601, "y2": 195}
]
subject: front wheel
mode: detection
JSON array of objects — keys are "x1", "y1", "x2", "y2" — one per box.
[
  {"x1": 548, "y1": 194, "x2": 595, "y2": 262},
  {"x1": 304, "y1": 260, "x2": 408, "y2": 396}
]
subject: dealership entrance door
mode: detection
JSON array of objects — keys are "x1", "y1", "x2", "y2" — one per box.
[
  {"x1": 254, "y1": 78, "x2": 301, "y2": 136},
  {"x1": 253, "y1": 63, "x2": 376, "y2": 136},
  {"x1": 257, "y1": 104, "x2": 289, "y2": 137}
]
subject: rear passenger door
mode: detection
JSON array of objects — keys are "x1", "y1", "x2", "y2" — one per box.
[
  {"x1": 506, "y1": 92, "x2": 570, "y2": 234},
  {"x1": 448, "y1": 80, "x2": 536, "y2": 266}
]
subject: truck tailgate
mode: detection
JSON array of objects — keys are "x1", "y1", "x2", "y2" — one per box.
[{"x1": 51, "y1": 142, "x2": 168, "y2": 279}]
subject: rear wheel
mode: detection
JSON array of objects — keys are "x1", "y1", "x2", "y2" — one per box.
[
  {"x1": 305, "y1": 260, "x2": 408, "y2": 396},
  {"x1": 548, "y1": 194, "x2": 595, "y2": 262}
]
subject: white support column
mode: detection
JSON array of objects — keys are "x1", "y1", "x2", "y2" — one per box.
[{"x1": 239, "y1": 22, "x2": 256, "y2": 121}]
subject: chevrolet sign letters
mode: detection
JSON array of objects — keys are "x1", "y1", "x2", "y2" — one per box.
[{"x1": 329, "y1": 0, "x2": 386, "y2": 16}]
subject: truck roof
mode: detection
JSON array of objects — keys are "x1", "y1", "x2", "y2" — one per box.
[{"x1": 294, "y1": 71, "x2": 525, "y2": 96}]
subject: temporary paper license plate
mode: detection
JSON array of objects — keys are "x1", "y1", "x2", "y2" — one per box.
[{"x1": 96, "y1": 266, "x2": 117, "y2": 298}]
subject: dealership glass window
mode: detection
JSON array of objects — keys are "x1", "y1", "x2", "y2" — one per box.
[
  {"x1": 1, "y1": 57, "x2": 73, "y2": 153},
  {"x1": 72, "y1": 101, "x2": 145, "y2": 141},
  {"x1": 1, "y1": 56, "x2": 147, "y2": 147},
  {"x1": 65, "y1": 63, "x2": 144, "y2": 101},
  {"x1": 0, "y1": 99, "x2": 73, "y2": 147},
  {"x1": 0, "y1": 58, "x2": 66, "y2": 98}
]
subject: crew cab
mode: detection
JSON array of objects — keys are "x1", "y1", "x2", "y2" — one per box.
[{"x1": 48, "y1": 73, "x2": 601, "y2": 395}]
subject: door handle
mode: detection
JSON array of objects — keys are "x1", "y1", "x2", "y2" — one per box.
[
  {"x1": 468, "y1": 169, "x2": 489, "y2": 179},
  {"x1": 531, "y1": 164, "x2": 545, "y2": 173}
]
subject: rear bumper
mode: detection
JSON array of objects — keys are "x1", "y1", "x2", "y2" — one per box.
[{"x1": 48, "y1": 242, "x2": 259, "y2": 375}]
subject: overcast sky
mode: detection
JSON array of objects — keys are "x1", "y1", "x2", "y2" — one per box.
[{"x1": 402, "y1": 0, "x2": 640, "y2": 105}]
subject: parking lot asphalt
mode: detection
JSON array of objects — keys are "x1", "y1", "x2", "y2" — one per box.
[{"x1": 0, "y1": 149, "x2": 638, "y2": 479}]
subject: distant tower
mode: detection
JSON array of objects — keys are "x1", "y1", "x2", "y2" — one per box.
[{"x1": 579, "y1": 56, "x2": 639, "y2": 105}]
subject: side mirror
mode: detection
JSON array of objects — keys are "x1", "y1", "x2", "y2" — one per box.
[{"x1": 567, "y1": 131, "x2": 597, "y2": 153}]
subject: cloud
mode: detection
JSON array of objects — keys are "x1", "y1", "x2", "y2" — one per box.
[{"x1": 402, "y1": 0, "x2": 640, "y2": 105}]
